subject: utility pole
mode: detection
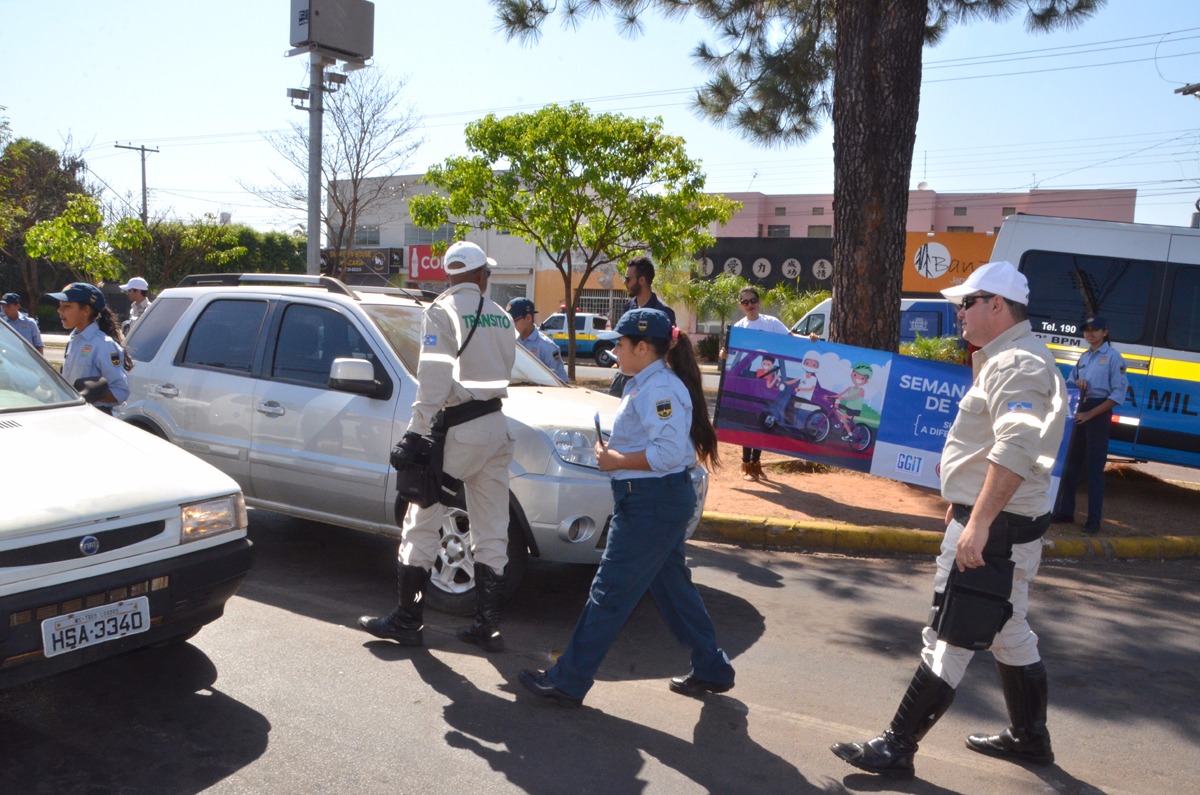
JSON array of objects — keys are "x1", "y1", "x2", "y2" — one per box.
[
  {"x1": 1173, "y1": 84, "x2": 1200, "y2": 227},
  {"x1": 288, "y1": 0, "x2": 373, "y2": 276},
  {"x1": 307, "y1": 53, "x2": 330, "y2": 276},
  {"x1": 114, "y1": 143, "x2": 159, "y2": 225}
]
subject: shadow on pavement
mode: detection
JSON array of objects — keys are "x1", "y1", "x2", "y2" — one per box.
[
  {"x1": 0, "y1": 642, "x2": 270, "y2": 794},
  {"x1": 407, "y1": 650, "x2": 832, "y2": 795}
]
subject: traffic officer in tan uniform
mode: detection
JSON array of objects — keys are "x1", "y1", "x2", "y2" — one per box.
[
  {"x1": 359, "y1": 241, "x2": 516, "y2": 652},
  {"x1": 832, "y1": 261, "x2": 1067, "y2": 779}
]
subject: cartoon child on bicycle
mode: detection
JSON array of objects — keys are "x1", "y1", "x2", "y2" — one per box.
[
  {"x1": 835, "y1": 363, "x2": 873, "y2": 441},
  {"x1": 757, "y1": 352, "x2": 825, "y2": 426}
]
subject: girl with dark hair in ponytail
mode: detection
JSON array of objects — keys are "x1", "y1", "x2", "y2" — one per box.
[
  {"x1": 46, "y1": 282, "x2": 133, "y2": 413},
  {"x1": 519, "y1": 308, "x2": 734, "y2": 708}
]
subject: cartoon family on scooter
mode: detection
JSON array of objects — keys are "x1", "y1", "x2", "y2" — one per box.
[{"x1": 756, "y1": 352, "x2": 876, "y2": 452}]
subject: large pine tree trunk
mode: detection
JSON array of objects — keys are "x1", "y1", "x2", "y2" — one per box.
[{"x1": 831, "y1": 0, "x2": 927, "y2": 351}]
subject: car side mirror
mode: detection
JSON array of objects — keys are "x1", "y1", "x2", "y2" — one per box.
[{"x1": 328, "y1": 357, "x2": 390, "y2": 399}]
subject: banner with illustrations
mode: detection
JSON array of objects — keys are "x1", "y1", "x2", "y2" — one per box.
[{"x1": 715, "y1": 327, "x2": 1072, "y2": 490}]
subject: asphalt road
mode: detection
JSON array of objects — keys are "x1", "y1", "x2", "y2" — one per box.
[{"x1": 2, "y1": 510, "x2": 1197, "y2": 794}]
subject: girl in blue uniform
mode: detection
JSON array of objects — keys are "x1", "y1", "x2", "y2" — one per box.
[
  {"x1": 1052, "y1": 315, "x2": 1128, "y2": 534},
  {"x1": 47, "y1": 282, "x2": 132, "y2": 412},
  {"x1": 519, "y1": 308, "x2": 733, "y2": 708}
]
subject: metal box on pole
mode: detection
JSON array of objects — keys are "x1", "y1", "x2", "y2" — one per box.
[{"x1": 290, "y1": 0, "x2": 374, "y2": 60}]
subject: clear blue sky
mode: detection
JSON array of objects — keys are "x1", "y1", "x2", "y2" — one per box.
[{"x1": 2, "y1": 0, "x2": 1197, "y2": 231}]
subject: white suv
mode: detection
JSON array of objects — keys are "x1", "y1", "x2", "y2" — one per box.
[
  {"x1": 117, "y1": 275, "x2": 706, "y2": 614},
  {"x1": 0, "y1": 322, "x2": 250, "y2": 689}
]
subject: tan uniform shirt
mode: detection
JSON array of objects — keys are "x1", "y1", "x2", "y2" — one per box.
[
  {"x1": 940, "y1": 320, "x2": 1068, "y2": 517},
  {"x1": 407, "y1": 282, "x2": 516, "y2": 436}
]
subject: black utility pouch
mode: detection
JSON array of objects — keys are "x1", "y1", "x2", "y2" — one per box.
[
  {"x1": 934, "y1": 556, "x2": 1016, "y2": 651},
  {"x1": 392, "y1": 431, "x2": 446, "y2": 510}
]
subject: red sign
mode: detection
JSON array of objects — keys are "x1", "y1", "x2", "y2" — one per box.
[{"x1": 408, "y1": 245, "x2": 446, "y2": 281}]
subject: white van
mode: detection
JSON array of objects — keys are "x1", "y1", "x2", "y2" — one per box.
[
  {"x1": 790, "y1": 297, "x2": 961, "y2": 343},
  {"x1": 990, "y1": 214, "x2": 1200, "y2": 469}
]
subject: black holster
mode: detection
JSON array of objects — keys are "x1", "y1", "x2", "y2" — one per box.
[
  {"x1": 391, "y1": 398, "x2": 503, "y2": 515},
  {"x1": 931, "y1": 505, "x2": 1050, "y2": 651},
  {"x1": 393, "y1": 430, "x2": 447, "y2": 510}
]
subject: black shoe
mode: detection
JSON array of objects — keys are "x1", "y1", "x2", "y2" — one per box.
[
  {"x1": 1050, "y1": 514, "x2": 1074, "y2": 524},
  {"x1": 458, "y1": 562, "x2": 506, "y2": 652},
  {"x1": 357, "y1": 610, "x2": 423, "y2": 646},
  {"x1": 965, "y1": 728, "x2": 1055, "y2": 765},
  {"x1": 458, "y1": 622, "x2": 504, "y2": 652},
  {"x1": 669, "y1": 674, "x2": 733, "y2": 698},
  {"x1": 1082, "y1": 525, "x2": 1099, "y2": 536},
  {"x1": 518, "y1": 669, "x2": 582, "y2": 708},
  {"x1": 830, "y1": 732, "x2": 917, "y2": 780}
]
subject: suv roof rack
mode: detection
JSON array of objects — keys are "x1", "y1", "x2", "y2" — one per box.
[
  {"x1": 175, "y1": 273, "x2": 355, "y2": 297},
  {"x1": 352, "y1": 284, "x2": 441, "y2": 302}
]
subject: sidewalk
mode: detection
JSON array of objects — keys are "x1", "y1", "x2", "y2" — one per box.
[{"x1": 693, "y1": 510, "x2": 1200, "y2": 561}]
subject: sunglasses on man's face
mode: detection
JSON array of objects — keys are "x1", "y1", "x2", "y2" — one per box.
[
  {"x1": 740, "y1": 297, "x2": 759, "y2": 306},
  {"x1": 961, "y1": 293, "x2": 995, "y2": 310}
]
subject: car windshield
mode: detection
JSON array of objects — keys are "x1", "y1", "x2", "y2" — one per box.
[
  {"x1": 0, "y1": 326, "x2": 81, "y2": 412},
  {"x1": 360, "y1": 302, "x2": 563, "y2": 388}
]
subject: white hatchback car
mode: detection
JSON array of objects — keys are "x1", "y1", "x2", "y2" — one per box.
[
  {"x1": 117, "y1": 275, "x2": 707, "y2": 615},
  {"x1": 0, "y1": 322, "x2": 251, "y2": 689}
]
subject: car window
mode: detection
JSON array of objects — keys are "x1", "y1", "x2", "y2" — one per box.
[
  {"x1": 126, "y1": 296, "x2": 192, "y2": 363},
  {"x1": 271, "y1": 304, "x2": 376, "y2": 386},
  {"x1": 361, "y1": 301, "x2": 560, "y2": 387},
  {"x1": 0, "y1": 325, "x2": 79, "y2": 411},
  {"x1": 511, "y1": 345, "x2": 566, "y2": 387},
  {"x1": 1164, "y1": 265, "x2": 1200, "y2": 353},
  {"x1": 180, "y1": 299, "x2": 267, "y2": 372},
  {"x1": 795, "y1": 314, "x2": 825, "y2": 336},
  {"x1": 361, "y1": 303, "x2": 423, "y2": 375},
  {"x1": 751, "y1": 355, "x2": 785, "y2": 380},
  {"x1": 540, "y1": 315, "x2": 565, "y2": 332},
  {"x1": 1021, "y1": 250, "x2": 1155, "y2": 344}
]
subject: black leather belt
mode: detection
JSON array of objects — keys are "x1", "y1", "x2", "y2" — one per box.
[
  {"x1": 952, "y1": 503, "x2": 1051, "y2": 545},
  {"x1": 437, "y1": 398, "x2": 502, "y2": 430}
]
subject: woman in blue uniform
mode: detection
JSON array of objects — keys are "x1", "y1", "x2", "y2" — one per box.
[
  {"x1": 518, "y1": 308, "x2": 733, "y2": 708},
  {"x1": 47, "y1": 282, "x2": 132, "y2": 413},
  {"x1": 1051, "y1": 315, "x2": 1128, "y2": 534}
]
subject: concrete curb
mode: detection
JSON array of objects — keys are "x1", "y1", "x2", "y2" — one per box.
[{"x1": 695, "y1": 511, "x2": 1200, "y2": 560}]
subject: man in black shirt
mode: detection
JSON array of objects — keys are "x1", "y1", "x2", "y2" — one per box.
[{"x1": 609, "y1": 257, "x2": 676, "y2": 396}]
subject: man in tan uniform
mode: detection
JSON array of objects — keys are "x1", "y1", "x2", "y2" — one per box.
[
  {"x1": 832, "y1": 261, "x2": 1067, "y2": 779},
  {"x1": 359, "y1": 241, "x2": 516, "y2": 652}
]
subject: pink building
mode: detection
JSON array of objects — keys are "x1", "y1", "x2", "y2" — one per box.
[{"x1": 714, "y1": 188, "x2": 1136, "y2": 237}]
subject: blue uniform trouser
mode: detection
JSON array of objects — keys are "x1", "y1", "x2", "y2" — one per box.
[
  {"x1": 1053, "y1": 397, "x2": 1111, "y2": 530},
  {"x1": 546, "y1": 470, "x2": 734, "y2": 700}
]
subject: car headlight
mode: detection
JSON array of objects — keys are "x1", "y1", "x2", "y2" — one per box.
[
  {"x1": 550, "y1": 428, "x2": 600, "y2": 468},
  {"x1": 180, "y1": 493, "x2": 247, "y2": 542}
]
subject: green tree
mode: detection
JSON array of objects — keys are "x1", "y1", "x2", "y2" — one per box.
[
  {"x1": 409, "y1": 102, "x2": 738, "y2": 376},
  {"x1": 492, "y1": 1, "x2": 1103, "y2": 351},
  {"x1": 24, "y1": 194, "x2": 150, "y2": 284},
  {"x1": 760, "y1": 284, "x2": 829, "y2": 328},
  {"x1": 0, "y1": 138, "x2": 91, "y2": 300},
  {"x1": 130, "y1": 218, "x2": 305, "y2": 289}
]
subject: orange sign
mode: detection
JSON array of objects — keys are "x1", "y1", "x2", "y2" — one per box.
[{"x1": 901, "y1": 232, "x2": 996, "y2": 296}]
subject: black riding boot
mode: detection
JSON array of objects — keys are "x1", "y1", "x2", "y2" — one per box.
[
  {"x1": 357, "y1": 564, "x2": 429, "y2": 646},
  {"x1": 831, "y1": 663, "x2": 956, "y2": 779},
  {"x1": 457, "y1": 562, "x2": 506, "y2": 652},
  {"x1": 966, "y1": 660, "x2": 1054, "y2": 764}
]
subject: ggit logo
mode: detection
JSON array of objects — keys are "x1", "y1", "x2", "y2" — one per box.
[{"x1": 896, "y1": 453, "x2": 924, "y2": 474}]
